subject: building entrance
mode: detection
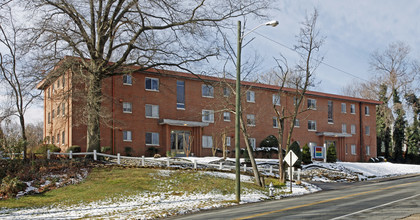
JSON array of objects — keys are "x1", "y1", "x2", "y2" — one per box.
[{"x1": 170, "y1": 130, "x2": 190, "y2": 156}]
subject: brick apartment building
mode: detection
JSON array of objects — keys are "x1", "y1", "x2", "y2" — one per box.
[{"x1": 37, "y1": 59, "x2": 381, "y2": 162}]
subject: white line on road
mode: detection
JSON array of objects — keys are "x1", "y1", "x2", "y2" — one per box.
[{"x1": 330, "y1": 193, "x2": 420, "y2": 220}]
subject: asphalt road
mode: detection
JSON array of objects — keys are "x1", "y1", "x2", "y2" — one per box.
[{"x1": 171, "y1": 174, "x2": 420, "y2": 220}]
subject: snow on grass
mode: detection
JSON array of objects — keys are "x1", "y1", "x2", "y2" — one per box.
[{"x1": 337, "y1": 162, "x2": 420, "y2": 178}]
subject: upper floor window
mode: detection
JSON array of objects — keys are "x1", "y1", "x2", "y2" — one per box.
[
  {"x1": 62, "y1": 76, "x2": 65, "y2": 88},
  {"x1": 308, "y1": 120, "x2": 317, "y2": 131},
  {"x1": 273, "y1": 117, "x2": 278, "y2": 128},
  {"x1": 328, "y1": 100, "x2": 333, "y2": 123},
  {"x1": 223, "y1": 112, "x2": 231, "y2": 121},
  {"x1": 202, "y1": 110, "x2": 214, "y2": 123},
  {"x1": 57, "y1": 105, "x2": 60, "y2": 117},
  {"x1": 146, "y1": 132, "x2": 159, "y2": 145},
  {"x1": 226, "y1": 137, "x2": 231, "y2": 146},
  {"x1": 350, "y1": 104, "x2": 356, "y2": 114},
  {"x1": 341, "y1": 103, "x2": 346, "y2": 113},
  {"x1": 342, "y1": 124, "x2": 347, "y2": 133},
  {"x1": 248, "y1": 138, "x2": 256, "y2": 150},
  {"x1": 123, "y1": 75, "x2": 132, "y2": 85},
  {"x1": 307, "y1": 98, "x2": 316, "y2": 109},
  {"x1": 293, "y1": 97, "x2": 299, "y2": 105},
  {"x1": 52, "y1": 109, "x2": 55, "y2": 118},
  {"x1": 177, "y1": 81, "x2": 185, "y2": 109},
  {"x1": 123, "y1": 130, "x2": 132, "y2": 142},
  {"x1": 294, "y1": 119, "x2": 300, "y2": 127},
  {"x1": 223, "y1": 87, "x2": 230, "y2": 97},
  {"x1": 246, "y1": 91, "x2": 255, "y2": 103},
  {"x1": 123, "y1": 102, "x2": 132, "y2": 113},
  {"x1": 145, "y1": 104, "x2": 159, "y2": 118},
  {"x1": 273, "y1": 94, "x2": 280, "y2": 106},
  {"x1": 62, "y1": 103, "x2": 65, "y2": 116},
  {"x1": 351, "y1": 124, "x2": 356, "y2": 134},
  {"x1": 202, "y1": 84, "x2": 214, "y2": 98},
  {"x1": 247, "y1": 114, "x2": 256, "y2": 126},
  {"x1": 365, "y1": 106, "x2": 370, "y2": 116},
  {"x1": 202, "y1": 135, "x2": 213, "y2": 148},
  {"x1": 365, "y1": 126, "x2": 370, "y2": 136},
  {"x1": 145, "y1": 77, "x2": 159, "y2": 91}
]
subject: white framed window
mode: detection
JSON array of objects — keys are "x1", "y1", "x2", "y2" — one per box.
[
  {"x1": 341, "y1": 103, "x2": 346, "y2": 113},
  {"x1": 202, "y1": 84, "x2": 214, "y2": 98},
  {"x1": 123, "y1": 75, "x2": 132, "y2": 85},
  {"x1": 223, "y1": 112, "x2": 231, "y2": 121},
  {"x1": 123, "y1": 102, "x2": 132, "y2": 113},
  {"x1": 350, "y1": 104, "x2": 356, "y2": 114},
  {"x1": 308, "y1": 120, "x2": 317, "y2": 131},
  {"x1": 145, "y1": 104, "x2": 159, "y2": 118},
  {"x1": 365, "y1": 106, "x2": 370, "y2": 116},
  {"x1": 223, "y1": 87, "x2": 230, "y2": 97},
  {"x1": 351, "y1": 144, "x2": 356, "y2": 155},
  {"x1": 294, "y1": 119, "x2": 300, "y2": 127},
  {"x1": 366, "y1": 146, "x2": 370, "y2": 155},
  {"x1": 273, "y1": 94, "x2": 280, "y2": 106},
  {"x1": 365, "y1": 126, "x2": 370, "y2": 136},
  {"x1": 123, "y1": 130, "x2": 132, "y2": 142},
  {"x1": 247, "y1": 114, "x2": 255, "y2": 126},
  {"x1": 246, "y1": 91, "x2": 255, "y2": 103},
  {"x1": 351, "y1": 124, "x2": 356, "y2": 134},
  {"x1": 177, "y1": 80, "x2": 185, "y2": 109},
  {"x1": 146, "y1": 132, "x2": 159, "y2": 145},
  {"x1": 273, "y1": 117, "x2": 278, "y2": 128},
  {"x1": 145, "y1": 77, "x2": 159, "y2": 91},
  {"x1": 328, "y1": 100, "x2": 333, "y2": 123},
  {"x1": 248, "y1": 138, "x2": 256, "y2": 150},
  {"x1": 202, "y1": 110, "x2": 214, "y2": 123},
  {"x1": 226, "y1": 137, "x2": 231, "y2": 146},
  {"x1": 307, "y1": 98, "x2": 316, "y2": 109},
  {"x1": 62, "y1": 103, "x2": 65, "y2": 116},
  {"x1": 202, "y1": 135, "x2": 213, "y2": 148},
  {"x1": 342, "y1": 124, "x2": 347, "y2": 133},
  {"x1": 293, "y1": 97, "x2": 299, "y2": 105}
]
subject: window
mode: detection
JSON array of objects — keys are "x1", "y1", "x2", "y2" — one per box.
[
  {"x1": 351, "y1": 124, "x2": 356, "y2": 134},
  {"x1": 342, "y1": 124, "x2": 347, "y2": 133},
  {"x1": 350, "y1": 104, "x2": 356, "y2": 114},
  {"x1": 145, "y1": 104, "x2": 159, "y2": 118},
  {"x1": 123, "y1": 75, "x2": 132, "y2": 85},
  {"x1": 62, "y1": 131, "x2": 65, "y2": 145},
  {"x1": 62, "y1": 76, "x2": 65, "y2": 88},
  {"x1": 202, "y1": 110, "x2": 214, "y2": 123},
  {"x1": 56, "y1": 79, "x2": 60, "y2": 89},
  {"x1": 273, "y1": 117, "x2": 278, "y2": 128},
  {"x1": 223, "y1": 87, "x2": 230, "y2": 97},
  {"x1": 52, "y1": 110, "x2": 55, "y2": 119},
  {"x1": 273, "y1": 94, "x2": 280, "y2": 106},
  {"x1": 57, "y1": 133, "x2": 60, "y2": 145},
  {"x1": 145, "y1": 77, "x2": 159, "y2": 91},
  {"x1": 146, "y1": 132, "x2": 159, "y2": 145},
  {"x1": 57, "y1": 105, "x2": 60, "y2": 117},
  {"x1": 293, "y1": 97, "x2": 299, "y2": 105},
  {"x1": 223, "y1": 112, "x2": 231, "y2": 121},
  {"x1": 202, "y1": 84, "x2": 214, "y2": 97},
  {"x1": 52, "y1": 136, "x2": 55, "y2": 145},
  {"x1": 177, "y1": 81, "x2": 185, "y2": 109},
  {"x1": 62, "y1": 103, "x2": 65, "y2": 116},
  {"x1": 248, "y1": 138, "x2": 256, "y2": 150},
  {"x1": 307, "y1": 99, "x2": 316, "y2": 109},
  {"x1": 308, "y1": 120, "x2": 317, "y2": 131},
  {"x1": 365, "y1": 106, "x2": 370, "y2": 116},
  {"x1": 366, "y1": 146, "x2": 370, "y2": 155},
  {"x1": 226, "y1": 137, "x2": 231, "y2": 146},
  {"x1": 123, "y1": 102, "x2": 132, "y2": 113},
  {"x1": 246, "y1": 91, "x2": 255, "y2": 103},
  {"x1": 294, "y1": 119, "x2": 300, "y2": 127},
  {"x1": 341, "y1": 103, "x2": 346, "y2": 113},
  {"x1": 351, "y1": 144, "x2": 356, "y2": 155},
  {"x1": 202, "y1": 135, "x2": 213, "y2": 148},
  {"x1": 247, "y1": 114, "x2": 255, "y2": 126},
  {"x1": 123, "y1": 130, "x2": 132, "y2": 142},
  {"x1": 365, "y1": 126, "x2": 370, "y2": 136},
  {"x1": 328, "y1": 100, "x2": 333, "y2": 123}
]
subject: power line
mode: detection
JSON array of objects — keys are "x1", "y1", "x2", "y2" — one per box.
[{"x1": 253, "y1": 31, "x2": 370, "y2": 83}]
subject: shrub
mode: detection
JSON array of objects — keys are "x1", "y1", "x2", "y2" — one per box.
[
  {"x1": 0, "y1": 176, "x2": 26, "y2": 199},
  {"x1": 34, "y1": 144, "x2": 61, "y2": 154},
  {"x1": 146, "y1": 146, "x2": 159, "y2": 157},
  {"x1": 302, "y1": 144, "x2": 312, "y2": 164},
  {"x1": 67, "y1": 145, "x2": 81, "y2": 153},
  {"x1": 124, "y1": 147, "x2": 133, "y2": 156},
  {"x1": 287, "y1": 141, "x2": 302, "y2": 167},
  {"x1": 101, "y1": 146, "x2": 111, "y2": 153},
  {"x1": 259, "y1": 135, "x2": 278, "y2": 148},
  {"x1": 327, "y1": 143, "x2": 337, "y2": 163}
]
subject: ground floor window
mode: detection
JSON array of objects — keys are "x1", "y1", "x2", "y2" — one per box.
[
  {"x1": 248, "y1": 138, "x2": 256, "y2": 150},
  {"x1": 351, "y1": 144, "x2": 356, "y2": 155},
  {"x1": 202, "y1": 135, "x2": 213, "y2": 148},
  {"x1": 123, "y1": 131, "x2": 132, "y2": 142},
  {"x1": 366, "y1": 146, "x2": 370, "y2": 155},
  {"x1": 146, "y1": 132, "x2": 159, "y2": 145}
]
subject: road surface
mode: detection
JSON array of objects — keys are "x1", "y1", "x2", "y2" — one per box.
[{"x1": 172, "y1": 174, "x2": 420, "y2": 220}]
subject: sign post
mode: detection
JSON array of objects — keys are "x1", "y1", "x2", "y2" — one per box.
[{"x1": 284, "y1": 150, "x2": 298, "y2": 193}]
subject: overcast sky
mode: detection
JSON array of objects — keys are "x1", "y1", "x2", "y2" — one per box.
[{"x1": 3, "y1": 0, "x2": 420, "y2": 124}]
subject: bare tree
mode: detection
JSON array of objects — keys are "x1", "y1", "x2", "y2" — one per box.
[
  {"x1": 271, "y1": 9, "x2": 324, "y2": 183},
  {"x1": 26, "y1": 0, "x2": 271, "y2": 153}
]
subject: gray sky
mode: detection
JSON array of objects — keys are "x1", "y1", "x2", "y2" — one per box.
[{"x1": 3, "y1": 0, "x2": 420, "y2": 123}]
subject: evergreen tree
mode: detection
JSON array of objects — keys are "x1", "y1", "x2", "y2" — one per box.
[
  {"x1": 376, "y1": 84, "x2": 391, "y2": 158},
  {"x1": 392, "y1": 89, "x2": 406, "y2": 163},
  {"x1": 405, "y1": 93, "x2": 420, "y2": 163},
  {"x1": 302, "y1": 144, "x2": 312, "y2": 164},
  {"x1": 327, "y1": 143, "x2": 337, "y2": 163}
]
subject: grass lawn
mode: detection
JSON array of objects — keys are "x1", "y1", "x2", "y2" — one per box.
[{"x1": 0, "y1": 167, "x2": 278, "y2": 209}]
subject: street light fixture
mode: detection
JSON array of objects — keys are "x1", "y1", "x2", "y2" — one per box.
[{"x1": 235, "y1": 20, "x2": 278, "y2": 203}]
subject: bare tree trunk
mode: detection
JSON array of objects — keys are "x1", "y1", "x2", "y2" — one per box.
[
  {"x1": 277, "y1": 111, "x2": 285, "y2": 183},
  {"x1": 86, "y1": 75, "x2": 102, "y2": 153}
]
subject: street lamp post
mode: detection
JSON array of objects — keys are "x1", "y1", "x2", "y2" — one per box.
[{"x1": 235, "y1": 20, "x2": 278, "y2": 203}]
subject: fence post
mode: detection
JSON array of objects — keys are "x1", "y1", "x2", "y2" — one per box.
[
  {"x1": 47, "y1": 150, "x2": 50, "y2": 160},
  {"x1": 141, "y1": 156, "x2": 145, "y2": 166},
  {"x1": 297, "y1": 168, "x2": 301, "y2": 181},
  {"x1": 244, "y1": 164, "x2": 247, "y2": 172},
  {"x1": 117, "y1": 153, "x2": 120, "y2": 164},
  {"x1": 269, "y1": 165, "x2": 273, "y2": 175},
  {"x1": 193, "y1": 159, "x2": 197, "y2": 169},
  {"x1": 167, "y1": 158, "x2": 170, "y2": 167},
  {"x1": 69, "y1": 151, "x2": 73, "y2": 159},
  {"x1": 93, "y1": 150, "x2": 97, "y2": 161},
  {"x1": 219, "y1": 162, "x2": 223, "y2": 170}
]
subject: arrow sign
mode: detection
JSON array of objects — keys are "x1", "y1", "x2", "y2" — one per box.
[{"x1": 284, "y1": 150, "x2": 298, "y2": 167}]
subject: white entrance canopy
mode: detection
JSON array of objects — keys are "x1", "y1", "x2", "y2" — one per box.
[
  {"x1": 315, "y1": 132, "x2": 352, "y2": 138},
  {"x1": 159, "y1": 119, "x2": 209, "y2": 127}
]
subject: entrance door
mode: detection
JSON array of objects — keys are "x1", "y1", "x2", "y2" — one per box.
[{"x1": 170, "y1": 130, "x2": 190, "y2": 156}]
